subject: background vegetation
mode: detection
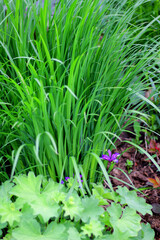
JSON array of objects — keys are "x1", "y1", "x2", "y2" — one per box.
[
  {"x1": 0, "y1": 0, "x2": 159, "y2": 185},
  {"x1": 0, "y1": 0, "x2": 160, "y2": 238}
]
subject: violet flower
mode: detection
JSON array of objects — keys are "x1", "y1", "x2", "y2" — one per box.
[
  {"x1": 61, "y1": 174, "x2": 83, "y2": 185},
  {"x1": 65, "y1": 177, "x2": 70, "y2": 181},
  {"x1": 101, "y1": 149, "x2": 119, "y2": 163}
]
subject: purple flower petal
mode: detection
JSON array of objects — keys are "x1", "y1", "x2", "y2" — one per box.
[
  {"x1": 113, "y1": 159, "x2": 118, "y2": 163},
  {"x1": 101, "y1": 150, "x2": 119, "y2": 164},
  {"x1": 108, "y1": 149, "x2": 112, "y2": 158},
  {"x1": 61, "y1": 180, "x2": 64, "y2": 184},
  {"x1": 101, "y1": 155, "x2": 111, "y2": 161},
  {"x1": 65, "y1": 177, "x2": 70, "y2": 181},
  {"x1": 112, "y1": 153, "x2": 120, "y2": 159}
]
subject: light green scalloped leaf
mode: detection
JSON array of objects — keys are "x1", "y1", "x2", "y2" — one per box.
[
  {"x1": 0, "y1": 202, "x2": 21, "y2": 226},
  {"x1": 19, "y1": 203, "x2": 34, "y2": 222},
  {"x1": 68, "y1": 227, "x2": 81, "y2": 240},
  {"x1": 29, "y1": 193, "x2": 60, "y2": 222},
  {"x1": 108, "y1": 203, "x2": 141, "y2": 238},
  {"x1": 80, "y1": 196, "x2": 104, "y2": 222},
  {"x1": 10, "y1": 172, "x2": 42, "y2": 203},
  {"x1": 81, "y1": 220, "x2": 104, "y2": 238},
  {"x1": 130, "y1": 223, "x2": 155, "y2": 240},
  {"x1": 107, "y1": 202, "x2": 122, "y2": 219},
  {"x1": 43, "y1": 222, "x2": 67, "y2": 240},
  {"x1": 63, "y1": 194, "x2": 83, "y2": 220},
  {"x1": 12, "y1": 218, "x2": 41, "y2": 240},
  {"x1": 0, "y1": 181, "x2": 14, "y2": 202},
  {"x1": 107, "y1": 229, "x2": 131, "y2": 240},
  {"x1": 92, "y1": 183, "x2": 120, "y2": 202},
  {"x1": 12, "y1": 219, "x2": 67, "y2": 240},
  {"x1": 92, "y1": 189, "x2": 109, "y2": 205},
  {"x1": 116, "y1": 186, "x2": 152, "y2": 215},
  {"x1": 43, "y1": 180, "x2": 67, "y2": 203}
]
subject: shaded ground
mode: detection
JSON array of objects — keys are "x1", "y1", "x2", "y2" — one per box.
[{"x1": 110, "y1": 132, "x2": 160, "y2": 239}]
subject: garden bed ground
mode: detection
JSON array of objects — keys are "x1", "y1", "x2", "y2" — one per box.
[{"x1": 110, "y1": 132, "x2": 160, "y2": 239}]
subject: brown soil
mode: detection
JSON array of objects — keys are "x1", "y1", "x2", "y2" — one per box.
[{"x1": 110, "y1": 132, "x2": 160, "y2": 240}]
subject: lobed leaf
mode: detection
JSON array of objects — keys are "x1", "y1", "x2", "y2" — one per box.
[
  {"x1": 10, "y1": 172, "x2": 42, "y2": 203},
  {"x1": 80, "y1": 196, "x2": 104, "y2": 223},
  {"x1": 12, "y1": 219, "x2": 67, "y2": 240},
  {"x1": 92, "y1": 183, "x2": 120, "y2": 203},
  {"x1": 42, "y1": 180, "x2": 67, "y2": 203},
  {"x1": 0, "y1": 181, "x2": 14, "y2": 202},
  {"x1": 130, "y1": 223, "x2": 155, "y2": 240},
  {"x1": 81, "y1": 219, "x2": 104, "y2": 238},
  {"x1": 29, "y1": 193, "x2": 60, "y2": 222},
  {"x1": 108, "y1": 203, "x2": 141, "y2": 238},
  {"x1": 68, "y1": 227, "x2": 81, "y2": 240},
  {"x1": 116, "y1": 186, "x2": 152, "y2": 215},
  {"x1": 63, "y1": 194, "x2": 83, "y2": 220},
  {"x1": 0, "y1": 202, "x2": 21, "y2": 226}
]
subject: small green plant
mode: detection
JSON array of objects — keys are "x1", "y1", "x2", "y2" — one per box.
[
  {"x1": 0, "y1": 172, "x2": 155, "y2": 239},
  {"x1": 125, "y1": 159, "x2": 133, "y2": 174}
]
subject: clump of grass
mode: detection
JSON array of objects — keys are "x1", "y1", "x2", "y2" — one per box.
[{"x1": 0, "y1": 0, "x2": 159, "y2": 184}]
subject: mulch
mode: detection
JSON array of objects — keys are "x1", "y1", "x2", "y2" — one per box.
[{"x1": 109, "y1": 132, "x2": 160, "y2": 240}]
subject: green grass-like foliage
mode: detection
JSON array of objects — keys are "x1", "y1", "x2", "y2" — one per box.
[
  {"x1": 0, "y1": 0, "x2": 159, "y2": 183},
  {"x1": 129, "y1": 0, "x2": 160, "y2": 39},
  {"x1": 0, "y1": 172, "x2": 155, "y2": 239}
]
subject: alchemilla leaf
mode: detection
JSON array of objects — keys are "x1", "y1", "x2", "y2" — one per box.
[
  {"x1": 43, "y1": 180, "x2": 67, "y2": 203},
  {"x1": 68, "y1": 227, "x2": 81, "y2": 240},
  {"x1": 0, "y1": 202, "x2": 21, "y2": 226},
  {"x1": 116, "y1": 186, "x2": 152, "y2": 215},
  {"x1": 80, "y1": 196, "x2": 104, "y2": 222},
  {"x1": 92, "y1": 183, "x2": 120, "y2": 202},
  {"x1": 0, "y1": 181, "x2": 14, "y2": 202},
  {"x1": 107, "y1": 202, "x2": 122, "y2": 220},
  {"x1": 18, "y1": 203, "x2": 34, "y2": 222},
  {"x1": 81, "y1": 219, "x2": 104, "y2": 238},
  {"x1": 43, "y1": 222, "x2": 67, "y2": 240},
  {"x1": 29, "y1": 193, "x2": 60, "y2": 222},
  {"x1": 130, "y1": 223, "x2": 155, "y2": 240},
  {"x1": 108, "y1": 203, "x2": 141, "y2": 238},
  {"x1": 12, "y1": 219, "x2": 67, "y2": 240},
  {"x1": 12, "y1": 218, "x2": 41, "y2": 240},
  {"x1": 10, "y1": 172, "x2": 42, "y2": 203},
  {"x1": 63, "y1": 194, "x2": 83, "y2": 220},
  {"x1": 92, "y1": 189, "x2": 109, "y2": 205}
]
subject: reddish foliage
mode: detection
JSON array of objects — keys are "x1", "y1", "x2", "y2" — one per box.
[
  {"x1": 149, "y1": 139, "x2": 160, "y2": 155},
  {"x1": 148, "y1": 176, "x2": 160, "y2": 188}
]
